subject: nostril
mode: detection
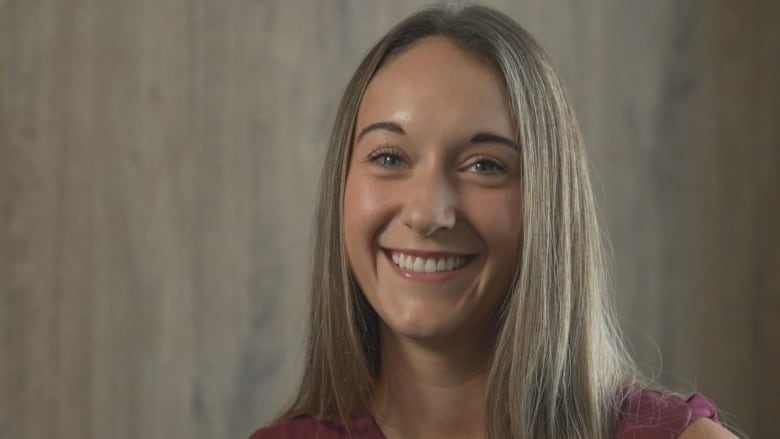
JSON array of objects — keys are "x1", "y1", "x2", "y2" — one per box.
[
  {"x1": 402, "y1": 212, "x2": 455, "y2": 237},
  {"x1": 399, "y1": 170, "x2": 458, "y2": 236},
  {"x1": 401, "y1": 200, "x2": 457, "y2": 237}
]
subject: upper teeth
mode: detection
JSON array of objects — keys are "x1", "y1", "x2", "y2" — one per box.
[{"x1": 390, "y1": 252, "x2": 467, "y2": 273}]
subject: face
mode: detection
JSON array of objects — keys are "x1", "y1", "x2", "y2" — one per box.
[{"x1": 343, "y1": 37, "x2": 523, "y2": 343}]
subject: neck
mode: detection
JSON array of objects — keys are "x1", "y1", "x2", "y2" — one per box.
[{"x1": 372, "y1": 324, "x2": 493, "y2": 439}]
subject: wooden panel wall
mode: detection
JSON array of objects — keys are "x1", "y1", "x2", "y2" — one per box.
[{"x1": 0, "y1": 1, "x2": 776, "y2": 438}]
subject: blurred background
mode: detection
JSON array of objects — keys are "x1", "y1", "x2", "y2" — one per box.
[{"x1": 1, "y1": 1, "x2": 777, "y2": 438}]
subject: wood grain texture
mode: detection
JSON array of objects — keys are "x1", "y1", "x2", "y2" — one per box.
[{"x1": 0, "y1": 1, "x2": 776, "y2": 438}]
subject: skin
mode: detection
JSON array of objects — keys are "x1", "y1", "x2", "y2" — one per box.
[
  {"x1": 679, "y1": 418, "x2": 739, "y2": 439},
  {"x1": 343, "y1": 36, "x2": 522, "y2": 438}
]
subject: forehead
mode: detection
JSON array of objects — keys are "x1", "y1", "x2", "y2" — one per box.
[{"x1": 356, "y1": 36, "x2": 513, "y2": 136}]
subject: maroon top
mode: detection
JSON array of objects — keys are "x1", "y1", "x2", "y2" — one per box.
[{"x1": 251, "y1": 389, "x2": 719, "y2": 439}]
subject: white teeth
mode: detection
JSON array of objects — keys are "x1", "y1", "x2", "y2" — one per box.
[{"x1": 390, "y1": 251, "x2": 468, "y2": 273}]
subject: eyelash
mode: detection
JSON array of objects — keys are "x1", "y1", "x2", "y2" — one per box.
[
  {"x1": 365, "y1": 146, "x2": 507, "y2": 175},
  {"x1": 366, "y1": 145, "x2": 405, "y2": 168},
  {"x1": 465, "y1": 155, "x2": 507, "y2": 175}
]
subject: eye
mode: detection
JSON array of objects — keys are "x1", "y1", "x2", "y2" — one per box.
[
  {"x1": 367, "y1": 146, "x2": 405, "y2": 169},
  {"x1": 374, "y1": 153, "x2": 403, "y2": 168},
  {"x1": 468, "y1": 157, "x2": 506, "y2": 175}
]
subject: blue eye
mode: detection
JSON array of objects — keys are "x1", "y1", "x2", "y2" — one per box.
[
  {"x1": 470, "y1": 158, "x2": 505, "y2": 174},
  {"x1": 373, "y1": 153, "x2": 403, "y2": 168},
  {"x1": 367, "y1": 146, "x2": 405, "y2": 169}
]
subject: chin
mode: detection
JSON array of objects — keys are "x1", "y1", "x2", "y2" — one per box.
[{"x1": 380, "y1": 307, "x2": 464, "y2": 341}]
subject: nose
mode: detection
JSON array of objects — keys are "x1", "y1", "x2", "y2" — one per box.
[{"x1": 401, "y1": 167, "x2": 457, "y2": 236}]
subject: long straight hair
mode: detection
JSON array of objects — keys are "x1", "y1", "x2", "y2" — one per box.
[{"x1": 278, "y1": 4, "x2": 636, "y2": 438}]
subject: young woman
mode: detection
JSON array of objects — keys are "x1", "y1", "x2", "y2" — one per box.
[{"x1": 253, "y1": 4, "x2": 736, "y2": 438}]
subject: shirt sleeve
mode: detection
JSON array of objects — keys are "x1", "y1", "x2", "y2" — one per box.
[{"x1": 616, "y1": 389, "x2": 719, "y2": 439}]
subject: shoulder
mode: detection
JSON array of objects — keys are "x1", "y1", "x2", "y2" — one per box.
[
  {"x1": 616, "y1": 388, "x2": 732, "y2": 438},
  {"x1": 249, "y1": 413, "x2": 383, "y2": 439},
  {"x1": 679, "y1": 418, "x2": 737, "y2": 439}
]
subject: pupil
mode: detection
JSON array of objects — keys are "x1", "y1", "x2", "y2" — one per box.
[{"x1": 477, "y1": 161, "x2": 493, "y2": 172}]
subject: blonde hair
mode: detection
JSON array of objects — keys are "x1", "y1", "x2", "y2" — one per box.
[{"x1": 279, "y1": 4, "x2": 636, "y2": 438}]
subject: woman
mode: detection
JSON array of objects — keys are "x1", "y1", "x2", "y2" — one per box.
[{"x1": 253, "y1": 4, "x2": 736, "y2": 438}]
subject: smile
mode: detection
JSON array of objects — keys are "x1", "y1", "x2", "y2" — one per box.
[
  {"x1": 390, "y1": 251, "x2": 468, "y2": 273},
  {"x1": 391, "y1": 252, "x2": 466, "y2": 273}
]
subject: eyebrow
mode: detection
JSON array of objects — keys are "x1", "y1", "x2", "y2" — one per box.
[
  {"x1": 356, "y1": 120, "x2": 520, "y2": 151},
  {"x1": 470, "y1": 132, "x2": 521, "y2": 151},
  {"x1": 356, "y1": 121, "x2": 406, "y2": 142}
]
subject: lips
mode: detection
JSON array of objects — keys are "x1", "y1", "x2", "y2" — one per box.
[
  {"x1": 390, "y1": 251, "x2": 468, "y2": 273},
  {"x1": 382, "y1": 248, "x2": 475, "y2": 282}
]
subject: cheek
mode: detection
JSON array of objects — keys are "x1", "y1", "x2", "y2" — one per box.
[
  {"x1": 343, "y1": 174, "x2": 394, "y2": 255},
  {"x1": 477, "y1": 193, "x2": 522, "y2": 301},
  {"x1": 467, "y1": 189, "x2": 523, "y2": 248}
]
